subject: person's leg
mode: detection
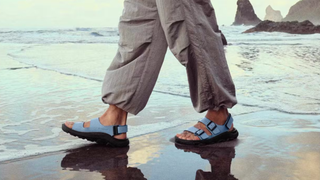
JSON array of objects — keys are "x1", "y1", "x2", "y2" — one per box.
[
  {"x1": 155, "y1": 0, "x2": 237, "y2": 141},
  {"x1": 102, "y1": 0, "x2": 168, "y2": 115},
  {"x1": 65, "y1": 0, "x2": 168, "y2": 140}
]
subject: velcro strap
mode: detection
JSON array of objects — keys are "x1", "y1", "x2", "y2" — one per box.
[
  {"x1": 185, "y1": 126, "x2": 209, "y2": 140},
  {"x1": 184, "y1": 114, "x2": 234, "y2": 140},
  {"x1": 225, "y1": 115, "x2": 233, "y2": 130},
  {"x1": 199, "y1": 118, "x2": 221, "y2": 135},
  {"x1": 115, "y1": 125, "x2": 128, "y2": 135}
]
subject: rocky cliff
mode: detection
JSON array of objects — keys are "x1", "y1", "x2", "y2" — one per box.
[
  {"x1": 243, "y1": 20, "x2": 320, "y2": 34},
  {"x1": 232, "y1": 0, "x2": 261, "y2": 26},
  {"x1": 264, "y1": 5, "x2": 283, "y2": 22},
  {"x1": 283, "y1": 0, "x2": 320, "y2": 25}
]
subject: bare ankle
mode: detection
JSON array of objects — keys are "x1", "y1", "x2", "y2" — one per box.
[
  {"x1": 100, "y1": 105, "x2": 127, "y2": 126},
  {"x1": 205, "y1": 108, "x2": 228, "y2": 125}
]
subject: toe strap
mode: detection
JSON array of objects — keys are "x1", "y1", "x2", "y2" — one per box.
[
  {"x1": 72, "y1": 122, "x2": 86, "y2": 132},
  {"x1": 199, "y1": 118, "x2": 221, "y2": 136},
  {"x1": 185, "y1": 126, "x2": 209, "y2": 140},
  {"x1": 184, "y1": 114, "x2": 234, "y2": 140}
]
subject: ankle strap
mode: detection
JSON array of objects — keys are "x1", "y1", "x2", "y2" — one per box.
[{"x1": 114, "y1": 125, "x2": 128, "y2": 135}]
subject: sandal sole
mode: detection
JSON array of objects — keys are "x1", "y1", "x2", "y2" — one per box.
[
  {"x1": 62, "y1": 124, "x2": 129, "y2": 147},
  {"x1": 175, "y1": 128, "x2": 239, "y2": 145}
]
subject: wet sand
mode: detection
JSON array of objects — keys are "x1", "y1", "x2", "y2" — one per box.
[
  {"x1": 1, "y1": 109, "x2": 319, "y2": 180},
  {"x1": 0, "y1": 69, "x2": 319, "y2": 180}
]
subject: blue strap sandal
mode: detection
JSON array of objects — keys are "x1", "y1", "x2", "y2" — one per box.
[
  {"x1": 175, "y1": 114, "x2": 238, "y2": 145},
  {"x1": 62, "y1": 118, "x2": 129, "y2": 147}
]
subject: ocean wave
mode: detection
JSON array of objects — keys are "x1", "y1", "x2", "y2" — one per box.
[
  {"x1": 36, "y1": 29, "x2": 74, "y2": 33},
  {"x1": 0, "y1": 26, "x2": 319, "y2": 45},
  {"x1": 0, "y1": 29, "x2": 74, "y2": 34},
  {"x1": 90, "y1": 32, "x2": 104, "y2": 37},
  {"x1": 76, "y1": 27, "x2": 92, "y2": 31},
  {"x1": 230, "y1": 42, "x2": 303, "y2": 46},
  {"x1": 0, "y1": 27, "x2": 120, "y2": 44}
]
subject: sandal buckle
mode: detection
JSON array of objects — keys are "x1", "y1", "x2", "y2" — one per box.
[
  {"x1": 195, "y1": 129, "x2": 205, "y2": 136},
  {"x1": 113, "y1": 125, "x2": 119, "y2": 135},
  {"x1": 207, "y1": 121, "x2": 217, "y2": 132}
]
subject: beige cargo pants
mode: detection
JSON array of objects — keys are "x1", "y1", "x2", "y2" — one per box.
[{"x1": 102, "y1": 0, "x2": 237, "y2": 115}]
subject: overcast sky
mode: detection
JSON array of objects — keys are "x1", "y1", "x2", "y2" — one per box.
[{"x1": 0, "y1": 0, "x2": 300, "y2": 28}]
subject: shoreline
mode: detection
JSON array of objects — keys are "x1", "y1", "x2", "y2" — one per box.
[{"x1": 1, "y1": 115, "x2": 319, "y2": 179}]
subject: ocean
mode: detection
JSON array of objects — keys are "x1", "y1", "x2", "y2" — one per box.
[{"x1": 0, "y1": 25, "x2": 320, "y2": 162}]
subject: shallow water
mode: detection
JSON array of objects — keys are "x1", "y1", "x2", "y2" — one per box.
[
  {"x1": 0, "y1": 118, "x2": 319, "y2": 180},
  {"x1": 0, "y1": 26, "x2": 320, "y2": 162}
]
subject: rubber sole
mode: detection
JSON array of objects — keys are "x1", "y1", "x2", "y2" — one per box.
[
  {"x1": 62, "y1": 124, "x2": 129, "y2": 147},
  {"x1": 175, "y1": 128, "x2": 239, "y2": 145}
]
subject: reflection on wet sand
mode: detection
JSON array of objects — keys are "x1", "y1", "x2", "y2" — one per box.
[
  {"x1": 175, "y1": 142, "x2": 238, "y2": 180},
  {"x1": 61, "y1": 145, "x2": 146, "y2": 180}
]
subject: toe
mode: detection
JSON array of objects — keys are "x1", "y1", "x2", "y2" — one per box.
[
  {"x1": 185, "y1": 132, "x2": 192, "y2": 140},
  {"x1": 176, "y1": 122, "x2": 210, "y2": 141},
  {"x1": 188, "y1": 133, "x2": 199, "y2": 141},
  {"x1": 65, "y1": 122, "x2": 74, "y2": 128},
  {"x1": 185, "y1": 132, "x2": 193, "y2": 140},
  {"x1": 176, "y1": 131, "x2": 201, "y2": 140},
  {"x1": 192, "y1": 135, "x2": 200, "y2": 140},
  {"x1": 177, "y1": 133, "x2": 186, "y2": 140},
  {"x1": 176, "y1": 131, "x2": 187, "y2": 139}
]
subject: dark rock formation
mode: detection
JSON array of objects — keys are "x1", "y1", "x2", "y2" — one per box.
[
  {"x1": 264, "y1": 5, "x2": 283, "y2": 22},
  {"x1": 232, "y1": 0, "x2": 261, "y2": 26},
  {"x1": 243, "y1": 20, "x2": 320, "y2": 34},
  {"x1": 283, "y1": 0, "x2": 320, "y2": 25}
]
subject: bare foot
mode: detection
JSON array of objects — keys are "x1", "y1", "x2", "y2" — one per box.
[
  {"x1": 65, "y1": 105, "x2": 127, "y2": 139},
  {"x1": 176, "y1": 108, "x2": 234, "y2": 140}
]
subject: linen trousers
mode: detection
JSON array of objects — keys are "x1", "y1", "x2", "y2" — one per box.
[{"x1": 102, "y1": 0, "x2": 237, "y2": 115}]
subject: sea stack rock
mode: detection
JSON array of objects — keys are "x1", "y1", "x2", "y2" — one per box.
[
  {"x1": 232, "y1": 0, "x2": 261, "y2": 26},
  {"x1": 243, "y1": 20, "x2": 320, "y2": 34},
  {"x1": 264, "y1": 5, "x2": 283, "y2": 22},
  {"x1": 283, "y1": 0, "x2": 320, "y2": 25}
]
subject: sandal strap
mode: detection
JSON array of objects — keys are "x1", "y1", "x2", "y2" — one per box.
[
  {"x1": 72, "y1": 118, "x2": 128, "y2": 136},
  {"x1": 199, "y1": 118, "x2": 221, "y2": 136},
  {"x1": 184, "y1": 114, "x2": 234, "y2": 140},
  {"x1": 116, "y1": 125, "x2": 128, "y2": 135},
  {"x1": 225, "y1": 114, "x2": 233, "y2": 129},
  {"x1": 185, "y1": 126, "x2": 209, "y2": 140},
  {"x1": 197, "y1": 114, "x2": 234, "y2": 139}
]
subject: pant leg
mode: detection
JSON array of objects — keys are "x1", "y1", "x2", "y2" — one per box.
[
  {"x1": 156, "y1": 0, "x2": 237, "y2": 112},
  {"x1": 101, "y1": 0, "x2": 168, "y2": 115}
]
